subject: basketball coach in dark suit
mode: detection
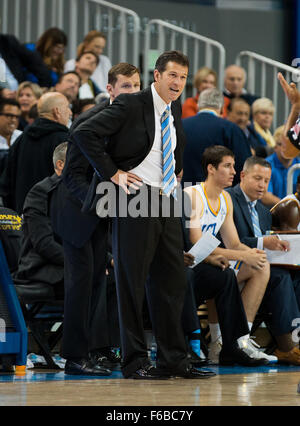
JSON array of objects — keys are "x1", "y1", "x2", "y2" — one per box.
[
  {"x1": 71, "y1": 51, "x2": 215, "y2": 380},
  {"x1": 52, "y1": 64, "x2": 141, "y2": 376},
  {"x1": 227, "y1": 156, "x2": 300, "y2": 365}
]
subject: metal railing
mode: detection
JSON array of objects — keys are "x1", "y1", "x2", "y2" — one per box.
[
  {"x1": 71, "y1": 0, "x2": 140, "y2": 67},
  {"x1": 236, "y1": 51, "x2": 300, "y2": 131},
  {"x1": 143, "y1": 19, "x2": 226, "y2": 100},
  {"x1": 0, "y1": 0, "x2": 140, "y2": 67}
]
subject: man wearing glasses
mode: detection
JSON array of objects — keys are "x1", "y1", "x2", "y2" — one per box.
[
  {"x1": 0, "y1": 99, "x2": 21, "y2": 150},
  {"x1": 0, "y1": 99, "x2": 22, "y2": 179}
]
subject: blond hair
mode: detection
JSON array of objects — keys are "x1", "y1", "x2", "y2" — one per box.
[
  {"x1": 252, "y1": 97, "x2": 275, "y2": 116},
  {"x1": 193, "y1": 67, "x2": 217, "y2": 91},
  {"x1": 16, "y1": 81, "x2": 43, "y2": 100}
]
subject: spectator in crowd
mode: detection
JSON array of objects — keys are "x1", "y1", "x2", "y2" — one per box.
[
  {"x1": 261, "y1": 125, "x2": 300, "y2": 207},
  {"x1": 51, "y1": 62, "x2": 141, "y2": 376},
  {"x1": 248, "y1": 97, "x2": 276, "y2": 156},
  {"x1": 226, "y1": 97, "x2": 258, "y2": 155},
  {"x1": 222, "y1": 65, "x2": 259, "y2": 118},
  {"x1": 16, "y1": 81, "x2": 43, "y2": 130},
  {"x1": 182, "y1": 88, "x2": 252, "y2": 187},
  {"x1": 0, "y1": 99, "x2": 22, "y2": 149},
  {"x1": 65, "y1": 30, "x2": 112, "y2": 93},
  {"x1": 184, "y1": 146, "x2": 275, "y2": 365},
  {"x1": 25, "y1": 27, "x2": 68, "y2": 86},
  {"x1": 53, "y1": 71, "x2": 81, "y2": 105},
  {"x1": 13, "y1": 142, "x2": 67, "y2": 289},
  {"x1": 71, "y1": 98, "x2": 96, "y2": 120},
  {"x1": 227, "y1": 156, "x2": 300, "y2": 365},
  {"x1": 0, "y1": 33, "x2": 52, "y2": 90},
  {"x1": 74, "y1": 52, "x2": 101, "y2": 99},
  {"x1": 0, "y1": 92, "x2": 71, "y2": 213},
  {"x1": 278, "y1": 72, "x2": 300, "y2": 158},
  {"x1": 0, "y1": 99, "x2": 22, "y2": 177},
  {"x1": 182, "y1": 66, "x2": 217, "y2": 119},
  {"x1": 27, "y1": 104, "x2": 39, "y2": 126}
]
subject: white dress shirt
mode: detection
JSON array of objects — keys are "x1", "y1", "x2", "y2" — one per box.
[
  {"x1": 130, "y1": 83, "x2": 177, "y2": 188},
  {"x1": 0, "y1": 129, "x2": 22, "y2": 150}
]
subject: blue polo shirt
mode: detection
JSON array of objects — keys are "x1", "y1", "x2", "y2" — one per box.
[{"x1": 266, "y1": 152, "x2": 300, "y2": 198}]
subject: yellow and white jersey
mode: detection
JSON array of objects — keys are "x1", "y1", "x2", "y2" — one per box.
[{"x1": 192, "y1": 183, "x2": 228, "y2": 237}]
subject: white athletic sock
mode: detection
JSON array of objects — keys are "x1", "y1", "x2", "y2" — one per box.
[{"x1": 209, "y1": 323, "x2": 222, "y2": 343}]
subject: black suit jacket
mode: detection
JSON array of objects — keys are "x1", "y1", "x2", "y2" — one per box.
[
  {"x1": 13, "y1": 174, "x2": 64, "y2": 286},
  {"x1": 72, "y1": 87, "x2": 186, "y2": 180},
  {"x1": 226, "y1": 184, "x2": 271, "y2": 248},
  {"x1": 52, "y1": 100, "x2": 110, "y2": 248}
]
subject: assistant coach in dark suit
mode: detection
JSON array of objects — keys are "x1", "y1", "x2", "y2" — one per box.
[
  {"x1": 182, "y1": 88, "x2": 252, "y2": 187},
  {"x1": 51, "y1": 64, "x2": 141, "y2": 376},
  {"x1": 227, "y1": 156, "x2": 300, "y2": 365},
  {"x1": 71, "y1": 51, "x2": 215, "y2": 379}
]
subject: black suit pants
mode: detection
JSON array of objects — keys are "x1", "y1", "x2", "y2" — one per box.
[
  {"x1": 61, "y1": 219, "x2": 109, "y2": 359},
  {"x1": 193, "y1": 262, "x2": 249, "y2": 351},
  {"x1": 260, "y1": 266, "x2": 300, "y2": 336},
  {"x1": 112, "y1": 189, "x2": 189, "y2": 377}
]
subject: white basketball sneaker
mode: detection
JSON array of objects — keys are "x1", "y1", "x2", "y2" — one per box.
[{"x1": 238, "y1": 338, "x2": 278, "y2": 364}]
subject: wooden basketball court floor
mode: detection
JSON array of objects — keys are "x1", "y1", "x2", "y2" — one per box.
[{"x1": 1, "y1": 364, "x2": 300, "y2": 406}]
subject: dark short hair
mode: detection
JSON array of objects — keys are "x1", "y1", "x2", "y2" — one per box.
[
  {"x1": 202, "y1": 145, "x2": 235, "y2": 179},
  {"x1": 0, "y1": 98, "x2": 20, "y2": 114},
  {"x1": 227, "y1": 97, "x2": 250, "y2": 113},
  {"x1": 57, "y1": 71, "x2": 81, "y2": 85},
  {"x1": 72, "y1": 98, "x2": 96, "y2": 116},
  {"x1": 243, "y1": 156, "x2": 272, "y2": 172},
  {"x1": 28, "y1": 103, "x2": 39, "y2": 119},
  {"x1": 108, "y1": 63, "x2": 140, "y2": 86},
  {"x1": 76, "y1": 51, "x2": 100, "y2": 66},
  {"x1": 155, "y1": 50, "x2": 189, "y2": 73}
]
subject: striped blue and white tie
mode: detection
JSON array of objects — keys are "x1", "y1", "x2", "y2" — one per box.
[
  {"x1": 161, "y1": 106, "x2": 176, "y2": 197},
  {"x1": 248, "y1": 201, "x2": 262, "y2": 237}
]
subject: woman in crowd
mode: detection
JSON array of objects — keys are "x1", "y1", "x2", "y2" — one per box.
[
  {"x1": 16, "y1": 82, "x2": 43, "y2": 130},
  {"x1": 26, "y1": 27, "x2": 68, "y2": 86},
  {"x1": 248, "y1": 97, "x2": 276, "y2": 156},
  {"x1": 182, "y1": 66, "x2": 217, "y2": 119},
  {"x1": 64, "y1": 30, "x2": 112, "y2": 93}
]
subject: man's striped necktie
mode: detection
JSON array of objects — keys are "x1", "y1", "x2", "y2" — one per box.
[
  {"x1": 161, "y1": 105, "x2": 176, "y2": 197},
  {"x1": 248, "y1": 201, "x2": 262, "y2": 237}
]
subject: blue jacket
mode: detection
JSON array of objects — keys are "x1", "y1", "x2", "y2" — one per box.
[{"x1": 182, "y1": 111, "x2": 252, "y2": 186}]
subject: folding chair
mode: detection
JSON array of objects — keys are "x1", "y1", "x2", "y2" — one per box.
[{"x1": 14, "y1": 282, "x2": 64, "y2": 369}]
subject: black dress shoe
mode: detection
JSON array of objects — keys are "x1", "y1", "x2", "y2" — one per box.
[
  {"x1": 219, "y1": 346, "x2": 268, "y2": 367},
  {"x1": 91, "y1": 348, "x2": 121, "y2": 369},
  {"x1": 173, "y1": 366, "x2": 216, "y2": 379},
  {"x1": 102, "y1": 347, "x2": 122, "y2": 365},
  {"x1": 65, "y1": 358, "x2": 112, "y2": 376},
  {"x1": 127, "y1": 364, "x2": 170, "y2": 380},
  {"x1": 188, "y1": 350, "x2": 212, "y2": 367}
]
